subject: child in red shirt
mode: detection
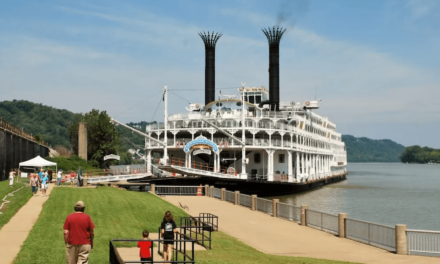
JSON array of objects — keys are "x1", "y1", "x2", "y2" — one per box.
[{"x1": 137, "y1": 230, "x2": 152, "y2": 263}]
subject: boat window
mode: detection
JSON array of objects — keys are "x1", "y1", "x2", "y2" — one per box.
[
  {"x1": 249, "y1": 96, "x2": 255, "y2": 104},
  {"x1": 256, "y1": 95, "x2": 261, "y2": 103},
  {"x1": 279, "y1": 154, "x2": 285, "y2": 163},
  {"x1": 254, "y1": 153, "x2": 261, "y2": 163}
]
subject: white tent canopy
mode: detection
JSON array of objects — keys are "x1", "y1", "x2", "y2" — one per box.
[{"x1": 19, "y1": 155, "x2": 57, "y2": 168}]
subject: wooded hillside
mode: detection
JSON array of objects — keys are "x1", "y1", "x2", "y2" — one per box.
[{"x1": 342, "y1": 135, "x2": 405, "y2": 162}]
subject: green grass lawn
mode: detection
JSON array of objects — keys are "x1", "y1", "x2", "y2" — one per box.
[
  {"x1": 14, "y1": 187, "x2": 188, "y2": 263},
  {"x1": 14, "y1": 186, "x2": 361, "y2": 264},
  {"x1": 194, "y1": 231, "x2": 362, "y2": 264},
  {"x1": 0, "y1": 179, "x2": 32, "y2": 229}
]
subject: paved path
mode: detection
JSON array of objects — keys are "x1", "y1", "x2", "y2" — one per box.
[
  {"x1": 164, "y1": 196, "x2": 440, "y2": 264},
  {"x1": 0, "y1": 184, "x2": 53, "y2": 264}
]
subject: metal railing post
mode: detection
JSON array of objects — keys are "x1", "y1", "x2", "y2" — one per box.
[
  {"x1": 272, "y1": 199, "x2": 279, "y2": 217},
  {"x1": 235, "y1": 191, "x2": 240, "y2": 205},
  {"x1": 301, "y1": 205, "x2": 309, "y2": 226},
  {"x1": 338, "y1": 213, "x2": 347, "y2": 238},
  {"x1": 396, "y1": 224, "x2": 408, "y2": 255}
]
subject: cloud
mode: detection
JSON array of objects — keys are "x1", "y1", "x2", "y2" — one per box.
[{"x1": 1, "y1": 2, "x2": 439, "y2": 148}]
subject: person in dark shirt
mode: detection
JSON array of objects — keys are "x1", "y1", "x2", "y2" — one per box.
[{"x1": 160, "y1": 211, "x2": 178, "y2": 262}]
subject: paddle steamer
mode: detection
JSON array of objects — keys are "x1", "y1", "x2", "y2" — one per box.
[{"x1": 114, "y1": 27, "x2": 348, "y2": 196}]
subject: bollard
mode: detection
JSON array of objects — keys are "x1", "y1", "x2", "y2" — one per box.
[
  {"x1": 151, "y1": 184, "x2": 156, "y2": 195},
  {"x1": 82, "y1": 179, "x2": 88, "y2": 187},
  {"x1": 338, "y1": 213, "x2": 348, "y2": 238},
  {"x1": 272, "y1": 199, "x2": 279, "y2": 217},
  {"x1": 205, "y1": 185, "x2": 209, "y2": 196},
  {"x1": 396, "y1": 224, "x2": 408, "y2": 255},
  {"x1": 251, "y1": 195, "x2": 257, "y2": 211},
  {"x1": 209, "y1": 186, "x2": 214, "y2": 198},
  {"x1": 301, "y1": 205, "x2": 309, "y2": 226},
  {"x1": 235, "y1": 191, "x2": 240, "y2": 205},
  {"x1": 221, "y1": 188, "x2": 225, "y2": 201}
]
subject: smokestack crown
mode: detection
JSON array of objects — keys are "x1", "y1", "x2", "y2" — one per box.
[
  {"x1": 199, "y1": 31, "x2": 222, "y2": 105},
  {"x1": 262, "y1": 27, "x2": 286, "y2": 47},
  {"x1": 199, "y1": 32, "x2": 222, "y2": 48}
]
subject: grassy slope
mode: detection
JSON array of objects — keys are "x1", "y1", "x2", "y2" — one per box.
[
  {"x1": 0, "y1": 180, "x2": 32, "y2": 229},
  {"x1": 14, "y1": 187, "x2": 360, "y2": 264},
  {"x1": 195, "y1": 231, "x2": 361, "y2": 264},
  {"x1": 14, "y1": 187, "x2": 188, "y2": 263}
]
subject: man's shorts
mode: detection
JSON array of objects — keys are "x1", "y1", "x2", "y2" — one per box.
[{"x1": 32, "y1": 186, "x2": 37, "y2": 192}]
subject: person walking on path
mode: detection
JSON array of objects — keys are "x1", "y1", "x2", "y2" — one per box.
[
  {"x1": 160, "y1": 211, "x2": 178, "y2": 262},
  {"x1": 137, "y1": 230, "x2": 152, "y2": 264},
  {"x1": 63, "y1": 201, "x2": 95, "y2": 264},
  {"x1": 48, "y1": 169, "x2": 53, "y2": 184},
  {"x1": 57, "y1": 169, "x2": 63, "y2": 186},
  {"x1": 9, "y1": 169, "x2": 15, "y2": 187},
  {"x1": 30, "y1": 174, "x2": 38, "y2": 196},
  {"x1": 41, "y1": 173, "x2": 48, "y2": 197}
]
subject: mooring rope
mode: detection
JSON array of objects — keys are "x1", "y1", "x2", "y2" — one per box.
[{"x1": 0, "y1": 184, "x2": 28, "y2": 215}]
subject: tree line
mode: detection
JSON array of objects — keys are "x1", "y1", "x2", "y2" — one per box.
[{"x1": 399, "y1": 146, "x2": 440, "y2": 164}]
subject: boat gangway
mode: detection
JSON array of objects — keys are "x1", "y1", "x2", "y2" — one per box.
[{"x1": 86, "y1": 173, "x2": 151, "y2": 184}]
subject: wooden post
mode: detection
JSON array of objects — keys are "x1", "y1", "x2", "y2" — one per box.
[
  {"x1": 301, "y1": 205, "x2": 309, "y2": 226},
  {"x1": 338, "y1": 213, "x2": 348, "y2": 238},
  {"x1": 251, "y1": 195, "x2": 257, "y2": 211},
  {"x1": 209, "y1": 186, "x2": 214, "y2": 198},
  {"x1": 235, "y1": 191, "x2": 240, "y2": 205},
  {"x1": 221, "y1": 188, "x2": 225, "y2": 201},
  {"x1": 272, "y1": 199, "x2": 279, "y2": 217},
  {"x1": 151, "y1": 184, "x2": 156, "y2": 195},
  {"x1": 396, "y1": 224, "x2": 408, "y2": 255},
  {"x1": 205, "y1": 185, "x2": 209, "y2": 196}
]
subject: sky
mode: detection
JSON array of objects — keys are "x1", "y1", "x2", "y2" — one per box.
[{"x1": 1, "y1": 0, "x2": 439, "y2": 147}]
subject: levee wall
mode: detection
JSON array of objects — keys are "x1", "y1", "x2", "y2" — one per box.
[{"x1": 0, "y1": 129, "x2": 49, "y2": 181}]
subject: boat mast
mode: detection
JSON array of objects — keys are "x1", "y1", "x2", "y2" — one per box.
[
  {"x1": 163, "y1": 86, "x2": 168, "y2": 164},
  {"x1": 240, "y1": 86, "x2": 247, "y2": 179}
]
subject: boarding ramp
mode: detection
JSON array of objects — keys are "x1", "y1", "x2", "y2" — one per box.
[{"x1": 86, "y1": 173, "x2": 150, "y2": 184}]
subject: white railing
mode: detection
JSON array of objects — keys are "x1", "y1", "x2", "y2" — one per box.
[
  {"x1": 239, "y1": 194, "x2": 252, "y2": 208},
  {"x1": 277, "y1": 203, "x2": 301, "y2": 223},
  {"x1": 407, "y1": 229, "x2": 440, "y2": 256},
  {"x1": 86, "y1": 173, "x2": 148, "y2": 183},
  {"x1": 306, "y1": 209, "x2": 339, "y2": 235},
  {"x1": 212, "y1": 188, "x2": 221, "y2": 199},
  {"x1": 256, "y1": 197, "x2": 272, "y2": 215},
  {"x1": 346, "y1": 218, "x2": 395, "y2": 251},
  {"x1": 224, "y1": 190, "x2": 235, "y2": 203}
]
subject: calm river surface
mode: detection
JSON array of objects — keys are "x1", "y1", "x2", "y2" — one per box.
[{"x1": 270, "y1": 163, "x2": 440, "y2": 231}]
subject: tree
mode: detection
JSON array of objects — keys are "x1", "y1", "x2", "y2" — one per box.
[{"x1": 69, "y1": 109, "x2": 125, "y2": 168}]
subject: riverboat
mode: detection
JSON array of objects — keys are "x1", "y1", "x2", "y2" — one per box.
[{"x1": 113, "y1": 27, "x2": 348, "y2": 196}]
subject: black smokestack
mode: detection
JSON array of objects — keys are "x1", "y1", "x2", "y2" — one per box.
[
  {"x1": 199, "y1": 31, "x2": 222, "y2": 105},
  {"x1": 260, "y1": 27, "x2": 286, "y2": 111}
]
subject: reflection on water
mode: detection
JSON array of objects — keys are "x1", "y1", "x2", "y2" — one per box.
[{"x1": 270, "y1": 163, "x2": 440, "y2": 230}]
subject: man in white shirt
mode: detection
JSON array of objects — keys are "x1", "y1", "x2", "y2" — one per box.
[{"x1": 57, "y1": 169, "x2": 63, "y2": 186}]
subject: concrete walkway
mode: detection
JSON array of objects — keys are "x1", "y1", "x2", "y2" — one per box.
[
  {"x1": 0, "y1": 184, "x2": 53, "y2": 264},
  {"x1": 164, "y1": 196, "x2": 440, "y2": 264}
]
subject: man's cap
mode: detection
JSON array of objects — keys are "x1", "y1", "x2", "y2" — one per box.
[{"x1": 75, "y1": 201, "x2": 85, "y2": 208}]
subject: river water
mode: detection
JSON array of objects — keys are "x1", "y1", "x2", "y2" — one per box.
[{"x1": 270, "y1": 163, "x2": 440, "y2": 231}]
